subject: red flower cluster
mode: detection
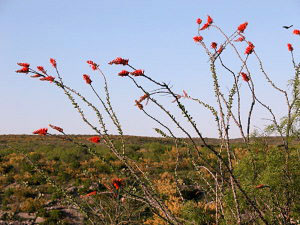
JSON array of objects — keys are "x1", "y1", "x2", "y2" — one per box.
[
  {"x1": 16, "y1": 67, "x2": 29, "y2": 73},
  {"x1": 112, "y1": 178, "x2": 123, "y2": 190},
  {"x1": 83, "y1": 74, "x2": 92, "y2": 84},
  {"x1": 16, "y1": 63, "x2": 30, "y2": 73},
  {"x1": 293, "y1": 29, "x2": 300, "y2": 35},
  {"x1": 33, "y1": 128, "x2": 48, "y2": 136},
  {"x1": 193, "y1": 36, "x2": 203, "y2": 42},
  {"x1": 49, "y1": 124, "x2": 63, "y2": 133},
  {"x1": 17, "y1": 63, "x2": 30, "y2": 67},
  {"x1": 196, "y1": 18, "x2": 202, "y2": 25},
  {"x1": 234, "y1": 35, "x2": 245, "y2": 42},
  {"x1": 118, "y1": 70, "x2": 129, "y2": 77},
  {"x1": 37, "y1": 66, "x2": 47, "y2": 74},
  {"x1": 241, "y1": 72, "x2": 250, "y2": 82},
  {"x1": 207, "y1": 15, "x2": 213, "y2": 24},
  {"x1": 50, "y1": 58, "x2": 57, "y2": 68},
  {"x1": 138, "y1": 93, "x2": 149, "y2": 103},
  {"x1": 108, "y1": 57, "x2": 129, "y2": 66},
  {"x1": 40, "y1": 76, "x2": 55, "y2": 82},
  {"x1": 287, "y1": 43, "x2": 293, "y2": 52},
  {"x1": 30, "y1": 74, "x2": 42, "y2": 78},
  {"x1": 199, "y1": 15, "x2": 213, "y2": 30},
  {"x1": 211, "y1": 42, "x2": 217, "y2": 49},
  {"x1": 87, "y1": 60, "x2": 98, "y2": 70},
  {"x1": 130, "y1": 69, "x2": 144, "y2": 76},
  {"x1": 135, "y1": 100, "x2": 143, "y2": 110},
  {"x1": 134, "y1": 93, "x2": 149, "y2": 110},
  {"x1": 80, "y1": 191, "x2": 97, "y2": 198},
  {"x1": 237, "y1": 22, "x2": 248, "y2": 33},
  {"x1": 245, "y1": 42, "x2": 255, "y2": 55},
  {"x1": 217, "y1": 45, "x2": 223, "y2": 54},
  {"x1": 88, "y1": 136, "x2": 101, "y2": 143}
]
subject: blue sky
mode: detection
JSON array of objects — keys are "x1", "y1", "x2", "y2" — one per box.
[{"x1": 1, "y1": 0, "x2": 299, "y2": 137}]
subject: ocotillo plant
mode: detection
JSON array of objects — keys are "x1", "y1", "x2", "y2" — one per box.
[{"x1": 15, "y1": 15, "x2": 300, "y2": 224}]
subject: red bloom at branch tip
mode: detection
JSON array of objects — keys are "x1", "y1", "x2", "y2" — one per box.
[
  {"x1": 241, "y1": 72, "x2": 250, "y2": 82},
  {"x1": 199, "y1": 23, "x2": 209, "y2": 31},
  {"x1": 237, "y1": 22, "x2": 248, "y2": 33},
  {"x1": 80, "y1": 191, "x2": 97, "y2": 198},
  {"x1": 33, "y1": 128, "x2": 48, "y2": 136},
  {"x1": 37, "y1": 66, "x2": 47, "y2": 74},
  {"x1": 193, "y1": 36, "x2": 203, "y2": 42},
  {"x1": 17, "y1": 63, "x2": 30, "y2": 67},
  {"x1": 293, "y1": 29, "x2": 300, "y2": 35},
  {"x1": 135, "y1": 100, "x2": 143, "y2": 110},
  {"x1": 211, "y1": 42, "x2": 217, "y2": 49},
  {"x1": 87, "y1": 60, "x2": 98, "y2": 70},
  {"x1": 234, "y1": 36, "x2": 245, "y2": 42},
  {"x1": 112, "y1": 178, "x2": 123, "y2": 190},
  {"x1": 287, "y1": 43, "x2": 293, "y2": 52},
  {"x1": 49, "y1": 124, "x2": 63, "y2": 133},
  {"x1": 207, "y1": 15, "x2": 213, "y2": 24},
  {"x1": 130, "y1": 69, "x2": 144, "y2": 76},
  {"x1": 196, "y1": 18, "x2": 202, "y2": 25},
  {"x1": 83, "y1": 74, "x2": 92, "y2": 84},
  {"x1": 245, "y1": 42, "x2": 255, "y2": 55},
  {"x1": 16, "y1": 67, "x2": 29, "y2": 73},
  {"x1": 138, "y1": 93, "x2": 150, "y2": 103},
  {"x1": 217, "y1": 45, "x2": 223, "y2": 54},
  {"x1": 30, "y1": 74, "x2": 42, "y2": 78},
  {"x1": 88, "y1": 136, "x2": 101, "y2": 143},
  {"x1": 40, "y1": 76, "x2": 55, "y2": 82},
  {"x1": 108, "y1": 57, "x2": 129, "y2": 66},
  {"x1": 50, "y1": 58, "x2": 57, "y2": 68},
  {"x1": 118, "y1": 70, "x2": 129, "y2": 77}
]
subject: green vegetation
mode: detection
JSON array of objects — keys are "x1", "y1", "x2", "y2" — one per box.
[{"x1": 0, "y1": 135, "x2": 299, "y2": 224}]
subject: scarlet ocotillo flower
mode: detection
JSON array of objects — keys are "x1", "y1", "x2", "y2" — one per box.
[
  {"x1": 234, "y1": 36, "x2": 245, "y2": 42},
  {"x1": 199, "y1": 15, "x2": 213, "y2": 30},
  {"x1": 130, "y1": 69, "x2": 144, "y2": 76},
  {"x1": 16, "y1": 67, "x2": 29, "y2": 73},
  {"x1": 193, "y1": 36, "x2": 203, "y2": 42},
  {"x1": 199, "y1": 23, "x2": 209, "y2": 30},
  {"x1": 87, "y1": 60, "x2": 98, "y2": 70},
  {"x1": 217, "y1": 45, "x2": 223, "y2": 54},
  {"x1": 287, "y1": 43, "x2": 293, "y2": 51},
  {"x1": 241, "y1": 72, "x2": 250, "y2": 82},
  {"x1": 49, "y1": 124, "x2": 63, "y2": 133},
  {"x1": 245, "y1": 42, "x2": 255, "y2": 55},
  {"x1": 88, "y1": 136, "x2": 101, "y2": 143},
  {"x1": 237, "y1": 22, "x2": 248, "y2": 33},
  {"x1": 112, "y1": 178, "x2": 123, "y2": 190},
  {"x1": 211, "y1": 42, "x2": 217, "y2": 49},
  {"x1": 108, "y1": 57, "x2": 129, "y2": 66},
  {"x1": 40, "y1": 76, "x2": 55, "y2": 82},
  {"x1": 80, "y1": 191, "x2": 97, "y2": 198},
  {"x1": 138, "y1": 93, "x2": 149, "y2": 103},
  {"x1": 17, "y1": 63, "x2": 30, "y2": 67},
  {"x1": 30, "y1": 74, "x2": 42, "y2": 78},
  {"x1": 50, "y1": 58, "x2": 57, "y2": 68},
  {"x1": 135, "y1": 100, "x2": 143, "y2": 110},
  {"x1": 118, "y1": 70, "x2": 129, "y2": 77},
  {"x1": 293, "y1": 29, "x2": 300, "y2": 35},
  {"x1": 83, "y1": 74, "x2": 92, "y2": 84},
  {"x1": 196, "y1": 18, "x2": 202, "y2": 25},
  {"x1": 37, "y1": 66, "x2": 47, "y2": 74},
  {"x1": 33, "y1": 128, "x2": 48, "y2": 136},
  {"x1": 207, "y1": 15, "x2": 213, "y2": 24}
]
